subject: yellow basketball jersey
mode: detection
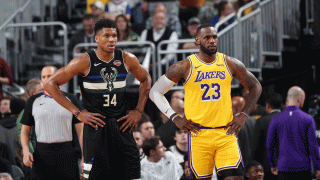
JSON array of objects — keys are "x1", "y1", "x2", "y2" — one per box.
[{"x1": 184, "y1": 53, "x2": 233, "y2": 127}]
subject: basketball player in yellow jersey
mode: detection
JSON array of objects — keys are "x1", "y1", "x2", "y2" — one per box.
[{"x1": 149, "y1": 24, "x2": 262, "y2": 180}]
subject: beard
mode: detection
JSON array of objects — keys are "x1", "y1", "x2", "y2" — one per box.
[{"x1": 200, "y1": 43, "x2": 217, "y2": 56}]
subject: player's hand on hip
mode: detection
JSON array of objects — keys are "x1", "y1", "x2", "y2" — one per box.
[
  {"x1": 174, "y1": 116, "x2": 201, "y2": 136},
  {"x1": 23, "y1": 152, "x2": 33, "y2": 167},
  {"x1": 76, "y1": 109, "x2": 106, "y2": 129},
  {"x1": 117, "y1": 110, "x2": 142, "y2": 132},
  {"x1": 225, "y1": 114, "x2": 246, "y2": 136}
]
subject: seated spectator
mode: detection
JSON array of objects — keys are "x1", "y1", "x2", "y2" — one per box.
[
  {"x1": 156, "y1": 99, "x2": 184, "y2": 148},
  {"x1": 170, "y1": 90, "x2": 184, "y2": 104},
  {"x1": 140, "y1": 11, "x2": 178, "y2": 69},
  {"x1": 169, "y1": 128, "x2": 188, "y2": 163},
  {"x1": 0, "y1": 57, "x2": 14, "y2": 100},
  {"x1": 0, "y1": 98, "x2": 11, "y2": 119},
  {"x1": 236, "y1": 0, "x2": 255, "y2": 16},
  {"x1": 86, "y1": 0, "x2": 110, "y2": 14},
  {"x1": 137, "y1": 114, "x2": 155, "y2": 139},
  {"x1": 141, "y1": 136, "x2": 183, "y2": 179},
  {"x1": 132, "y1": 128, "x2": 145, "y2": 160},
  {"x1": 178, "y1": 0, "x2": 202, "y2": 29},
  {"x1": 180, "y1": 154, "x2": 197, "y2": 180},
  {"x1": 0, "y1": 172, "x2": 13, "y2": 180},
  {"x1": 115, "y1": 14, "x2": 139, "y2": 41},
  {"x1": 90, "y1": 0, "x2": 105, "y2": 22},
  {"x1": 245, "y1": 161, "x2": 264, "y2": 180},
  {"x1": 104, "y1": 0, "x2": 131, "y2": 21},
  {"x1": 180, "y1": 17, "x2": 201, "y2": 50},
  {"x1": 211, "y1": 0, "x2": 235, "y2": 32},
  {"x1": 145, "y1": 3, "x2": 182, "y2": 37},
  {"x1": 68, "y1": 14, "x2": 95, "y2": 58}
]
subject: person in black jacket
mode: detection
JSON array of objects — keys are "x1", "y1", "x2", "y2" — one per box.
[{"x1": 252, "y1": 92, "x2": 283, "y2": 180}]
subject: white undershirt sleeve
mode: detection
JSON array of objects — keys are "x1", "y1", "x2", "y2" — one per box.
[{"x1": 149, "y1": 75, "x2": 176, "y2": 119}]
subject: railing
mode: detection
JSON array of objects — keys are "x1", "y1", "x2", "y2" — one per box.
[
  {"x1": 3, "y1": 22, "x2": 68, "y2": 84},
  {"x1": 281, "y1": 0, "x2": 301, "y2": 39}
]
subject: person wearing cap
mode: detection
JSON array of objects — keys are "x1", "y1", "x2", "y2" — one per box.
[
  {"x1": 90, "y1": 0, "x2": 105, "y2": 22},
  {"x1": 86, "y1": 0, "x2": 110, "y2": 14},
  {"x1": 180, "y1": 17, "x2": 201, "y2": 50},
  {"x1": 104, "y1": 0, "x2": 131, "y2": 21}
]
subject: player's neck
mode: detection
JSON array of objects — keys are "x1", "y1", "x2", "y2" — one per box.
[
  {"x1": 95, "y1": 49, "x2": 114, "y2": 63},
  {"x1": 197, "y1": 51, "x2": 217, "y2": 63}
]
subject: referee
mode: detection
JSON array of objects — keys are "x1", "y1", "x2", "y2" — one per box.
[{"x1": 20, "y1": 89, "x2": 83, "y2": 180}]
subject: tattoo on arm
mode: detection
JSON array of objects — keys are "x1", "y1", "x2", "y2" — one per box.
[{"x1": 165, "y1": 59, "x2": 189, "y2": 83}]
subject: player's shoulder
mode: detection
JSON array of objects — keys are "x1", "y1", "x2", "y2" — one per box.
[{"x1": 122, "y1": 50, "x2": 137, "y2": 60}]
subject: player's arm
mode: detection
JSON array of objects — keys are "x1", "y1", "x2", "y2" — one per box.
[
  {"x1": 149, "y1": 59, "x2": 201, "y2": 135},
  {"x1": 44, "y1": 55, "x2": 106, "y2": 129},
  {"x1": 225, "y1": 56, "x2": 262, "y2": 135},
  {"x1": 117, "y1": 51, "x2": 152, "y2": 132}
]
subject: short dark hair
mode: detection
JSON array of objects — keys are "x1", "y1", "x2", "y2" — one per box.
[
  {"x1": 83, "y1": 13, "x2": 94, "y2": 21},
  {"x1": 142, "y1": 136, "x2": 160, "y2": 157},
  {"x1": 245, "y1": 161, "x2": 263, "y2": 174},
  {"x1": 195, "y1": 23, "x2": 215, "y2": 36},
  {"x1": 10, "y1": 98, "x2": 26, "y2": 115},
  {"x1": 136, "y1": 112, "x2": 152, "y2": 131},
  {"x1": 266, "y1": 93, "x2": 283, "y2": 109},
  {"x1": 94, "y1": 18, "x2": 117, "y2": 35}
]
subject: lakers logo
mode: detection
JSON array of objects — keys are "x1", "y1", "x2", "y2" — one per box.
[{"x1": 100, "y1": 67, "x2": 118, "y2": 91}]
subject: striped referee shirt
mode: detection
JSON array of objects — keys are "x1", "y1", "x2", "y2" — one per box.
[{"x1": 21, "y1": 91, "x2": 82, "y2": 143}]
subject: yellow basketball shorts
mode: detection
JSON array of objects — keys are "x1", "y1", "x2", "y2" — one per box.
[{"x1": 188, "y1": 128, "x2": 242, "y2": 179}]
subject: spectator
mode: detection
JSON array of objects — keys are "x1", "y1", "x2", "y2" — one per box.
[
  {"x1": 68, "y1": 14, "x2": 95, "y2": 57},
  {"x1": 140, "y1": 11, "x2": 178, "y2": 69},
  {"x1": 252, "y1": 93, "x2": 283, "y2": 180},
  {"x1": 211, "y1": 1, "x2": 235, "y2": 32},
  {"x1": 170, "y1": 90, "x2": 184, "y2": 104},
  {"x1": 0, "y1": 173, "x2": 13, "y2": 180},
  {"x1": 0, "y1": 57, "x2": 14, "y2": 100},
  {"x1": 267, "y1": 86, "x2": 320, "y2": 180},
  {"x1": 86, "y1": 0, "x2": 110, "y2": 14},
  {"x1": 90, "y1": 0, "x2": 105, "y2": 22},
  {"x1": 145, "y1": 3, "x2": 182, "y2": 37},
  {"x1": 236, "y1": 0, "x2": 255, "y2": 16},
  {"x1": 242, "y1": 87, "x2": 268, "y2": 119},
  {"x1": 180, "y1": 17, "x2": 201, "y2": 50},
  {"x1": 115, "y1": 14, "x2": 139, "y2": 41},
  {"x1": 0, "y1": 98, "x2": 26, "y2": 165},
  {"x1": 0, "y1": 98, "x2": 11, "y2": 119},
  {"x1": 137, "y1": 115, "x2": 155, "y2": 139},
  {"x1": 141, "y1": 136, "x2": 183, "y2": 180},
  {"x1": 104, "y1": 0, "x2": 131, "y2": 21},
  {"x1": 132, "y1": 128, "x2": 145, "y2": 159},
  {"x1": 232, "y1": 96, "x2": 256, "y2": 168},
  {"x1": 245, "y1": 161, "x2": 264, "y2": 180},
  {"x1": 169, "y1": 127, "x2": 188, "y2": 163},
  {"x1": 180, "y1": 154, "x2": 197, "y2": 180},
  {"x1": 178, "y1": 0, "x2": 202, "y2": 29},
  {"x1": 156, "y1": 99, "x2": 184, "y2": 148}
]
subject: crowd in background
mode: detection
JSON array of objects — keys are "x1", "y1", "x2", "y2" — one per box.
[{"x1": 1, "y1": 0, "x2": 320, "y2": 180}]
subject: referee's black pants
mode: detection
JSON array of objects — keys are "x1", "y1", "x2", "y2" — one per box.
[{"x1": 31, "y1": 141, "x2": 79, "y2": 180}]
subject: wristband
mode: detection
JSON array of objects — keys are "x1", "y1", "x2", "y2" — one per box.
[
  {"x1": 134, "y1": 108, "x2": 143, "y2": 114},
  {"x1": 74, "y1": 110, "x2": 81, "y2": 118},
  {"x1": 171, "y1": 113, "x2": 180, "y2": 122},
  {"x1": 234, "y1": 112, "x2": 248, "y2": 118}
]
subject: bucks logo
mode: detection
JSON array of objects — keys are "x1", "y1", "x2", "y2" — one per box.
[{"x1": 100, "y1": 67, "x2": 118, "y2": 91}]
